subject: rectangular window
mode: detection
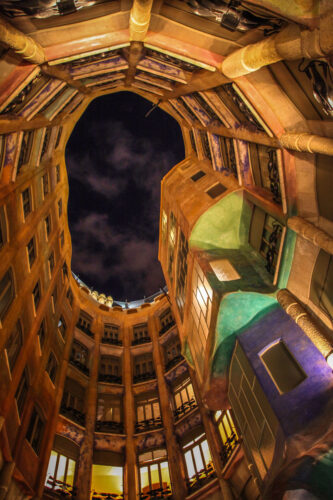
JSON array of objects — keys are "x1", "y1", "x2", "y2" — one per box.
[
  {"x1": 91, "y1": 464, "x2": 123, "y2": 497},
  {"x1": 5, "y1": 321, "x2": 23, "y2": 371},
  {"x1": 132, "y1": 323, "x2": 150, "y2": 345},
  {"x1": 22, "y1": 188, "x2": 31, "y2": 218},
  {"x1": 191, "y1": 170, "x2": 206, "y2": 182},
  {"x1": 32, "y1": 281, "x2": 41, "y2": 311},
  {"x1": 0, "y1": 269, "x2": 15, "y2": 322},
  {"x1": 183, "y1": 433, "x2": 214, "y2": 490},
  {"x1": 136, "y1": 396, "x2": 162, "y2": 432},
  {"x1": 215, "y1": 410, "x2": 239, "y2": 465},
  {"x1": 206, "y1": 183, "x2": 227, "y2": 199},
  {"x1": 58, "y1": 315, "x2": 66, "y2": 339},
  {"x1": 46, "y1": 352, "x2": 58, "y2": 384},
  {"x1": 260, "y1": 341, "x2": 306, "y2": 394},
  {"x1": 48, "y1": 251, "x2": 55, "y2": 276},
  {"x1": 58, "y1": 198, "x2": 62, "y2": 217},
  {"x1": 15, "y1": 369, "x2": 29, "y2": 417},
  {"x1": 175, "y1": 230, "x2": 188, "y2": 320},
  {"x1": 173, "y1": 378, "x2": 196, "y2": 419},
  {"x1": 60, "y1": 231, "x2": 64, "y2": 248},
  {"x1": 38, "y1": 320, "x2": 46, "y2": 351},
  {"x1": 17, "y1": 130, "x2": 34, "y2": 175},
  {"x1": 26, "y1": 407, "x2": 45, "y2": 455},
  {"x1": 138, "y1": 449, "x2": 171, "y2": 497},
  {"x1": 56, "y1": 164, "x2": 61, "y2": 183},
  {"x1": 0, "y1": 205, "x2": 7, "y2": 249},
  {"x1": 45, "y1": 215, "x2": 51, "y2": 238},
  {"x1": 102, "y1": 323, "x2": 121, "y2": 345},
  {"x1": 67, "y1": 287, "x2": 73, "y2": 307},
  {"x1": 27, "y1": 237, "x2": 36, "y2": 268},
  {"x1": 45, "y1": 450, "x2": 76, "y2": 493},
  {"x1": 42, "y1": 173, "x2": 49, "y2": 198},
  {"x1": 51, "y1": 286, "x2": 57, "y2": 313}
]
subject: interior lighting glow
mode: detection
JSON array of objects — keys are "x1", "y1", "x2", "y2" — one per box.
[{"x1": 326, "y1": 352, "x2": 333, "y2": 370}]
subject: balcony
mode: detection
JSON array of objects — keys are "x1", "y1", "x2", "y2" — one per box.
[
  {"x1": 44, "y1": 478, "x2": 77, "y2": 499},
  {"x1": 92, "y1": 492, "x2": 123, "y2": 500},
  {"x1": 101, "y1": 337, "x2": 122, "y2": 346},
  {"x1": 95, "y1": 420, "x2": 124, "y2": 434},
  {"x1": 135, "y1": 416, "x2": 163, "y2": 433},
  {"x1": 159, "y1": 320, "x2": 175, "y2": 336},
  {"x1": 69, "y1": 357, "x2": 89, "y2": 376},
  {"x1": 186, "y1": 462, "x2": 216, "y2": 494},
  {"x1": 132, "y1": 336, "x2": 151, "y2": 346},
  {"x1": 98, "y1": 373, "x2": 122, "y2": 384},
  {"x1": 173, "y1": 398, "x2": 197, "y2": 420},
  {"x1": 139, "y1": 486, "x2": 172, "y2": 499},
  {"x1": 133, "y1": 371, "x2": 156, "y2": 384},
  {"x1": 60, "y1": 404, "x2": 85, "y2": 427},
  {"x1": 76, "y1": 322, "x2": 94, "y2": 338},
  {"x1": 220, "y1": 432, "x2": 240, "y2": 466},
  {"x1": 165, "y1": 354, "x2": 184, "y2": 372}
]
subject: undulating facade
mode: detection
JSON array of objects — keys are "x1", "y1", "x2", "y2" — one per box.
[{"x1": 0, "y1": 1, "x2": 333, "y2": 500}]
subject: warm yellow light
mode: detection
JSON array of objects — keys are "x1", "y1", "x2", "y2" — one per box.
[{"x1": 326, "y1": 352, "x2": 333, "y2": 370}]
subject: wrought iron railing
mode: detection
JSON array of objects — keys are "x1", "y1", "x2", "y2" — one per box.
[
  {"x1": 95, "y1": 420, "x2": 124, "y2": 434},
  {"x1": 60, "y1": 405, "x2": 85, "y2": 427},
  {"x1": 133, "y1": 371, "x2": 156, "y2": 384},
  {"x1": 69, "y1": 357, "x2": 89, "y2": 376},
  {"x1": 98, "y1": 373, "x2": 122, "y2": 384},
  {"x1": 92, "y1": 492, "x2": 123, "y2": 500},
  {"x1": 76, "y1": 322, "x2": 94, "y2": 338},
  {"x1": 159, "y1": 320, "x2": 176, "y2": 336},
  {"x1": 165, "y1": 354, "x2": 184, "y2": 372},
  {"x1": 173, "y1": 398, "x2": 197, "y2": 420},
  {"x1": 132, "y1": 336, "x2": 151, "y2": 346},
  {"x1": 139, "y1": 486, "x2": 172, "y2": 499},
  {"x1": 45, "y1": 477, "x2": 77, "y2": 498},
  {"x1": 186, "y1": 462, "x2": 216, "y2": 494},
  {"x1": 267, "y1": 149, "x2": 281, "y2": 204},
  {"x1": 101, "y1": 337, "x2": 122, "y2": 346},
  {"x1": 265, "y1": 222, "x2": 283, "y2": 275},
  {"x1": 135, "y1": 416, "x2": 163, "y2": 433},
  {"x1": 220, "y1": 432, "x2": 240, "y2": 466}
]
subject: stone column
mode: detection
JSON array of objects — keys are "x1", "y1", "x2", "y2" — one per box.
[
  {"x1": 0, "y1": 461, "x2": 15, "y2": 500},
  {"x1": 123, "y1": 325, "x2": 137, "y2": 500},
  {"x1": 280, "y1": 133, "x2": 333, "y2": 156},
  {"x1": 76, "y1": 318, "x2": 102, "y2": 500},
  {"x1": 189, "y1": 367, "x2": 234, "y2": 500},
  {"x1": 129, "y1": 0, "x2": 153, "y2": 41},
  {"x1": 150, "y1": 315, "x2": 188, "y2": 500},
  {"x1": 277, "y1": 289, "x2": 333, "y2": 359},
  {"x1": 288, "y1": 216, "x2": 333, "y2": 255},
  {"x1": 0, "y1": 18, "x2": 45, "y2": 64}
]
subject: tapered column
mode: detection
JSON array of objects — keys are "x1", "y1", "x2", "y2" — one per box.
[
  {"x1": 76, "y1": 318, "x2": 102, "y2": 500},
  {"x1": 277, "y1": 289, "x2": 333, "y2": 359},
  {"x1": 189, "y1": 367, "x2": 234, "y2": 500},
  {"x1": 123, "y1": 326, "x2": 137, "y2": 500},
  {"x1": 288, "y1": 216, "x2": 333, "y2": 255},
  {"x1": 129, "y1": 0, "x2": 153, "y2": 41},
  {"x1": 221, "y1": 16, "x2": 333, "y2": 78},
  {"x1": 150, "y1": 316, "x2": 188, "y2": 500},
  {"x1": 0, "y1": 17, "x2": 45, "y2": 64},
  {"x1": 280, "y1": 133, "x2": 333, "y2": 156}
]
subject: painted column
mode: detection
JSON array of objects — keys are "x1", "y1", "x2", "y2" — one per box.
[
  {"x1": 76, "y1": 316, "x2": 102, "y2": 500},
  {"x1": 288, "y1": 216, "x2": 333, "y2": 255},
  {"x1": 129, "y1": 0, "x2": 153, "y2": 42},
  {"x1": 0, "y1": 18, "x2": 45, "y2": 64},
  {"x1": 123, "y1": 325, "x2": 137, "y2": 500},
  {"x1": 150, "y1": 315, "x2": 188, "y2": 500}
]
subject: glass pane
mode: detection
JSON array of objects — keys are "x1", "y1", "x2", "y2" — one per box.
[
  {"x1": 201, "y1": 440, "x2": 212, "y2": 467},
  {"x1": 223, "y1": 413, "x2": 232, "y2": 437},
  {"x1": 180, "y1": 388, "x2": 188, "y2": 404},
  {"x1": 193, "y1": 444, "x2": 204, "y2": 471},
  {"x1": 185, "y1": 450, "x2": 195, "y2": 478},
  {"x1": 218, "y1": 422, "x2": 227, "y2": 444},
  {"x1": 56, "y1": 454, "x2": 66, "y2": 484},
  {"x1": 153, "y1": 402, "x2": 160, "y2": 418},
  {"x1": 91, "y1": 465, "x2": 123, "y2": 496},
  {"x1": 187, "y1": 383, "x2": 195, "y2": 401},
  {"x1": 150, "y1": 463, "x2": 160, "y2": 489},
  {"x1": 137, "y1": 405, "x2": 144, "y2": 422},
  {"x1": 45, "y1": 450, "x2": 57, "y2": 486},
  {"x1": 174, "y1": 393, "x2": 181, "y2": 408},
  {"x1": 145, "y1": 403, "x2": 152, "y2": 420},
  {"x1": 140, "y1": 466, "x2": 150, "y2": 491},
  {"x1": 66, "y1": 459, "x2": 75, "y2": 486},
  {"x1": 160, "y1": 461, "x2": 170, "y2": 488}
]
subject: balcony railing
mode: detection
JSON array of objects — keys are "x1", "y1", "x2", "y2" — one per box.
[
  {"x1": 186, "y1": 462, "x2": 216, "y2": 494},
  {"x1": 45, "y1": 477, "x2": 77, "y2": 499},
  {"x1": 101, "y1": 337, "x2": 122, "y2": 346},
  {"x1": 159, "y1": 320, "x2": 175, "y2": 336},
  {"x1": 95, "y1": 420, "x2": 124, "y2": 434},
  {"x1": 139, "y1": 486, "x2": 172, "y2": 499},
  {"x1": 220, "y1": 432, "x2": 240, "y2": 466},
  {"x1": 69, "y1": 357, "x2": 89, "y2": 376},
  {"x1": 132, "y1": 336, "x2": 151, "y2": 346},
  {"x1": 165, "y1": 354, "x2": 184, "y2": 372},
  {"x1": 135, "y1": 416, "x2": 163, "y2": 433},
  {"x1": 60, "y1": 404, "x2": 86, "y2": 427},
  {"x1": 98, "y1": 373, "x2": 122, "y2": 384},
  {"x1": 173, "y1": 398, "x2": 197, "y2": 420},
  {"x1": 133, "y1": 371, "x2": 156, "y2": 384},
  {"x1": 76, "y1": 322, "x2": 94, "y2": 338},
  {"x1": 92, "y1": 492, "x2": 123, "y2": 500}
]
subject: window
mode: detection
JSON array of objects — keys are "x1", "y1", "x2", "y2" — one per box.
[
  {"x1": 173, "y1": 377, "x2": 196, "y2": 419},
  {"x1": 5, "y1": 321, "x2": 23, "y2": 371},
  {"x1": 132, "y1": 323, "x2": 150, "y2": 345},
  {"x1": 183, "y1": 433, "x2": 214, "y2": 490},
  {"x1": 159, "y1": 308, "x2": 175, "y2": 335},
  {"x1": 66, "y1": 287, "x2": 73, "y2": 307},
  {"x1": 48, "y1": 251, "x2": 55, "y2": 276},
  {"x1": 56, "y1": 163, "x2": 61, "y2": 182},
  {"x1": 58, "y1": 315, "x2": 66, "y2": 339},
  {"x1": 46, "y1": 352, "x2": 58, "y2": 384},
  {"x1": 249, "y1": 144, "x2": 281, "y2": 204},
  {"x1": 206, "y1": 183, "x2": 226, "y2": 199},
  {"x1": 215, "y1": 410, "x2": 239, "y2": 465},
  {"x1": 61, "y1": 377, "x2": 85, "y2": 426},
  {"x1": 55, "y1": 126, "x2": 63, "y2": 149},
  {"x1": 60, "y1": 231, "x2": 64, "y2": 248},
  {"x1": 70, "y1": 341, "x2": 89, "y2": 375},
  {"x1": 175, "y1": 230, "x2": 188, "y2": 320},
  {"x1": 58, "y1": 198, "x2": 62, "y2": 217},
  {"x1": 22, "y1": 187, "x2": 32, "y2": 218},
  {"x1": 62, "y1": 262, "x2": 68, "y2": 280},
  {"x1": 133, "y1": 354, "x2": 155, "y2": 383},
  {"x1": 45, "y1": 215, "x2": 51, "y2": 238},
  {"x1": 136, "y1": 395, "x2": 162, "y2": 432},
  {"x1": 168, "y1": 212, "x2": 177, "y2": 280},
  {"x1": 260, "y1": 341, "x2": 306, "y2": 394},
  {"x1": 17, "y1": 130, "x2": 34, "y2": 175},
  {"x1": 77, "y1": 311, "x2": 92, "y2": 336},
  {"x1": 32, "y1": 281, "x2": 41, "y2": 311},
  {"x1": 161, "y1": 209, "x2": 168, "y2": 243},
  {"x1": 45, "y1": 450, "x2": 76, "y2": 493},
  {"x1": 0, "y1": 205, "x2": 7, "y2": 249},
  {"x1": 99, "y1": 355, "x2": 122, "y2": 384},
  {"x1": 0, "y1": 269, "x2": 15, "y2": 322},
  {"x1": 26, "y1": 407, "x2": 45, "y2": 455},
  {"x1": 91, "y1": 464, "x2": 123, "y2": 498},
  {"x1": 37, "y1": 320, "x2": 46, "y2": 351},
  {"x1": 51, "y1": 286, "x2": 57, "y2": 313},
  {"x1": 310, "y1": 249, "x2": 333, "y2": 318},
  {"x1": 40, "y1": 127, "x2": 51, "y2": 162},
  {"x1": 96, "y1": 394, "x2": 123, "y2": 433},
  {"x1": 27, "y1": 237, "x2": 36, "y2": 268},
  {"x1": 138, "y1": 449, "x2": 171, "y2": 497},
  {"x1": 164, "y1": 338, "x2": 182, "y2": 370},
  {"x1": 42, "y1": 173, "x2": 49, "y2": 197},
  {"x1": 15, "y1": 369, "x2": 29, "y2": 417},
  {"x1": 102, "y1": 323, "x2": 121, "y2": 345},
  {"x1": 191, "y1": 170, "x2": 206, "y2": 182}
]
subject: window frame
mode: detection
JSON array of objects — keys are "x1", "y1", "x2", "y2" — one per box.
[
  {"x1": 0, "y1": 268, "x2": 15, "y2": 324},
  {"x1": 26, "y1": 406, "x2": 45, "y2": 456},
  {"x1": 21, "y1": 186, "x2": 32, "y2": 220}
]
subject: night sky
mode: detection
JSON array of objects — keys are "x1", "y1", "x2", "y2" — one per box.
[{"x1": 66, "y1": 91, "x2": 184, "y2": 301}]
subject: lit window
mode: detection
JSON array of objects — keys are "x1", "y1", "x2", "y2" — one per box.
[
  {"x1": 27, "y1": 237, "x2": 36, "y2": 268},
  {"x1": 215, "y1": 410, "x2": 239, "y2": 465},
  {"x1": 91, "y1": 464, "x2": 123, "y2": 498},
  {"x1": 0, "y1": 268, "x2": 15, "y2": 322},
  {"x1": 22, "y1": 187, "x2": 32, "y2": 219},
  {"x1": 26, "y1": 407, "x2": 45, "y2": 455},
  {"x1": 136, "y1": 396, "x2": 162, "y2": 432},
  {"x1": 138, "y1": 449, "x2": 171, "y2": 497},
  {"x1": 173, "y1": 377, "x2": 196, "y2": 419},
  {"x1": 183, "y1": 433, "x2": 214, "y2": 491},
  {"x1": 45, "y1": 450, "x2": 76, "y2": 493}
]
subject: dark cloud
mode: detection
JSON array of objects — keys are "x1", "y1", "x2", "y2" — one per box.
[{"x1": 66, "y1": 91, "x2": 184, "y2": 301}]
